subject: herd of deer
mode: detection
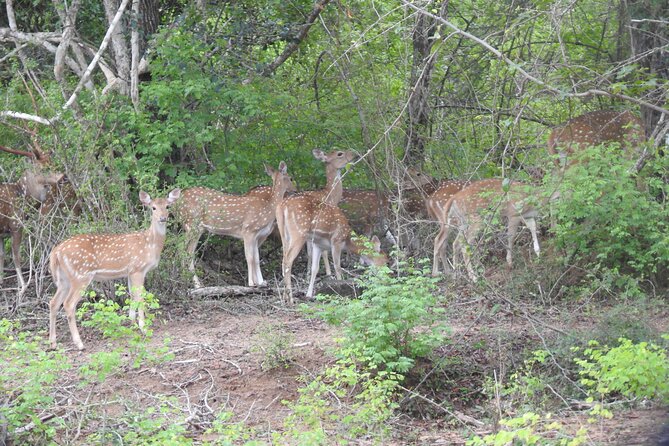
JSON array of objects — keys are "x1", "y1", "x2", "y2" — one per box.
[{"x1": 0, "y1": 110, "x2": 645, "y2": 350}]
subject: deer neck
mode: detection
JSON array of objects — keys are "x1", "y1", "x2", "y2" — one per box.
[
  {"x1": 269, "y1": 180, "x2": 289, "y2": 211},
  {"x1": 17, "y1": 172, "x2": 44, "y2": 202},
  {"x1": 146, "y1": 220, "x2": 168, "y2": 252},
  {"x1": 323, "y1": 166, "x2": 344, "y2": 206}
]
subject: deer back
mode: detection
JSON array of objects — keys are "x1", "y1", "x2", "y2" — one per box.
[{"x1": 547, "y1": 110, "x2": 645, "y2": 168}]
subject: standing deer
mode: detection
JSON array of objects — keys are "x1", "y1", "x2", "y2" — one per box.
[
  {"x1": 426, "y1": 179, "x2": 471, "y2": 276},
  {"x1": 0, "y1": 145, "x2": 64, "y2": 293},
  {"x1": 48, "y1": 188, "x2": 181, "y2": 350},
  {"x1": 548, "y1": 110, "x2": 645, "y2": 169},
  {"x1": 276, "y1": 195, "x2": 387, "y2": 303},
  {"x1": 435, "y1": 179, "x2": 541, "y2": 282},
  {"x1": 178, "y1": 162, "x2": 293, "y2": 288},
  {"x1": 298, "y1": 149, "x2": 358, "y2": 276}
]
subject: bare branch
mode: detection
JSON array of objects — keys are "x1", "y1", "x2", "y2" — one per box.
[
  {"x1": 0, "y1": 111, "x2": 52, "y2": 126},
  {"x1": 401, "y1": 0, "x2": 669, "y2": 117},
  {"x1": 261, "y1": 0, "x2": 332, "y2": 77},
  {"x1": 58, "y1": 0, "x2": 131, "y2": 117}
]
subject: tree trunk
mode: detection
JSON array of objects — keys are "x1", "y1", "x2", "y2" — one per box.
[{"x1": 403, "y1": 1, "x2": 447, "y2": 167}]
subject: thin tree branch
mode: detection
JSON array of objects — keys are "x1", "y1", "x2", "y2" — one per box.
[
  {"x1": 58, "y1": 0, "x2": 131, "y2": 117},
  {"x1": 0, "y1": 111, "x2": 52, "y2": 126},
  {"x1": 401, "y1": 0, "x2": 669, "y2": 117},
  {"x1": 261, "y1": 0, "x2": 332, "y2": 77}
]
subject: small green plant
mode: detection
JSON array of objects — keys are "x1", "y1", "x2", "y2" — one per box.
[
  {"x1": 203, "y1": 411, "x2": 262, "y2": 445},
  {"x1": 89, "y1": 399, "x2": 192, "y2": 445},
  {"x1": 251, "y1": 323, "x2": 295, "y2": 371},
  {"x1": 467, "y1": 412, "x2": 588, "y2": 445},
  {"x1": 573, "y1": 336, "x2": 669, "y2": 403},
  {"x1": 311, "y1": 259, "x2": 448, "y2": 373},
  {"x1": 77, "y1": 286, "x2": 173, "y2": 382},
  {"x1": 278, "y1": 349, "x2": 401, "y2": 445},
  {"x1": 0, "y1": 319, "x2": 71, "y2": 444}
]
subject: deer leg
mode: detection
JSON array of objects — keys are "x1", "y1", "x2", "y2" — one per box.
[
  {"x1": 243, "y1": 234, "x2": 261, "y2": 287},
  {"x1": 524, "y1": 217, "x2": 541, "y2": 258},
  {"x1": 506, "y1": 216, "x2": 521, "y2": 268},
  {"x1": 282, "y1": 237, "x2": 305, "y2": 305},
  {"x1": 306, "y1": 242, "x2": 322, "y2": 299},
  {"x1": 10, "y1": 229, "x2": 26, "y2": 293},
  {"x1": 62, "y1": 281, "x2": 90, "y2": 350},
  {"x1": 432, "y1": 223, "x2": 452, "y2": 276},
  {"x1": 48, "y1": 278, "x2": 71, "y2": 349},
  {"x1": 307, "y1": 243, "x2": 332, "y2": 277},
  {"x1": 331, "y1": 245, "x2": 343, "y2": 281},
  {"x1": 460, "y1": 224, "x2": 480, "y2": 283},
  {"x1": 128, "y1": 273, "x2": 146, "y2": 331},
  {"x1": 185, "y1": 227, "x2": 203, "y2": 288}
]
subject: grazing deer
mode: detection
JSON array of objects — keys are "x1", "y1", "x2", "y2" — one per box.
[
  {"x1": 0, "y1": 145, "x2": 64, "y2": 293},
  {"x1": 339, "y1": 189, "x2": 389, "y2": 238},
  {"x1": 178, "y1": 162, "x2": 293, "y2": 288},
  {"x1": 276, "y1": 195, "x2": 387, "y2": 303},
  {"x1": 435, "y1": 179, "x2": 540, "y2": 282},
  {"x1": 548, "y1": 110, "x2": 645, "y2": 170},
  {"x1": 426, "y1": 180, "x2": 472, "y2": 276},
  {"x1": 48, "y1": 189, "x2": 181, "y2": 350}
]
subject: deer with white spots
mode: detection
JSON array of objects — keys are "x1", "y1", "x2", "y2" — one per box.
[
  {"x1": 0, "y1": 145, "x2": 64, "y2": 294},
  {"x1": 178, "y1": 162, "x2": 294, "y2": 288},
  {"x1": 48, "y1": 189, "x2": 181, "y2": 350},
  {"x1": 426, "y1": 179, "x2": 472, "y2": 276},
  {"x1": 276, "y1": 150, "x2": 387, "y2": 303},
  {"x1": 548, "y1": 110, "x2": 645, "y2": 170},
  {"x1": 305, "y1": 149, "x2": 359, "y2": 274},
  {"x1": 276, "y1": 195, "x2": 387, "y2": 303},
  {"x1": 435, "y1": 179, "x2": 540, "y2": 282}
]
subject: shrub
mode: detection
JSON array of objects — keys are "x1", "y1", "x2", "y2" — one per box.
[
  {"x1": 311, "y1": 260, "x2": 449, "y2": 373},
  {"x1": 550, "y1": 144, "x2": 668, "y2": 289},
  {"x1": 0, "y1": 319, "x2": 71, "y2": 444},
  {"x1": 573, "y1": 336, "x2": 669, "y2": 403}
]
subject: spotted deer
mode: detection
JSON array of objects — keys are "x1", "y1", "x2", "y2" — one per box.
[
  {"x1": 48, "y1": 189, "x2": 181, "y2": 350},
  {"x1": 548, "y1": 110, "x2": 645, "y2": 170},
  {"x1": 426, "y1": 179, "x2": 472, "y2": 276},
  {"x1": 178, "y1": 162, "x2": 294, "y2": 288},
  {"x1": 298, "y1": 149, "x2": 357, "y2": 276},
  {"x1": 0, "y1": 145, "x2": 64, "y2": 293},
  {"x1": 436, "y1": 179, "x2": 540, "y2": 282},
  {"x1": 276, "y1": 195, "x2": 387, "y2": 303},
  {"x1": 339, "y1": 189, "x2": 389, "y2": 238}
]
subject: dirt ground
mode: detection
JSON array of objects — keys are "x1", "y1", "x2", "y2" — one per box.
[{"x1": 37, "y1": 279, "x2": 668, "y2": 445}]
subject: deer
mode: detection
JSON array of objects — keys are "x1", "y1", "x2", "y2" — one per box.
[
  {"x1": 433, "y1": 179, "x2": 541, "y2": 282},
  {"x1": 426, "y1": 179, "x2": 472, "y2": 276},
  {"x1": 276, "y1": 195, "x2": 387, "y2": 303},
  {"x1": 339, "y1": 189, "x2": 389, "y2": 239},
  {"x1": 548, "y1": 110, "x2": 645, "y2": 170},
  {"x1": 48, "y1": 188, "x2": 181, "y2": 350},
  {"x1": 0, "y1": 145, "x2": 64, "y2": 293},
  {"x1": 177, "y1": 162, "x2": 294, "y2": 288}
]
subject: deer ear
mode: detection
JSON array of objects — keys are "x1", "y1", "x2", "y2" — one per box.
[
  {"x1": 139, "y1": 191, "x2": 152, "y2": 206},
  {"x1": 370, "y1": 235, "x2": 381, "y2": 252},
  {"x1": 312, "y1": 149, "x2": 326, "y2": 161},
  {"x1": 279, "y1": 161, "x2": 287, "y2": 174},
  {"x1": 167, "y1": 188, "x2": 181, "y2": 204}
]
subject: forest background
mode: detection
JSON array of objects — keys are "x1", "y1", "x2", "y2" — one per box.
[{"x1": 1, "y1": 0, "x2": 669, "y2": 444}]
